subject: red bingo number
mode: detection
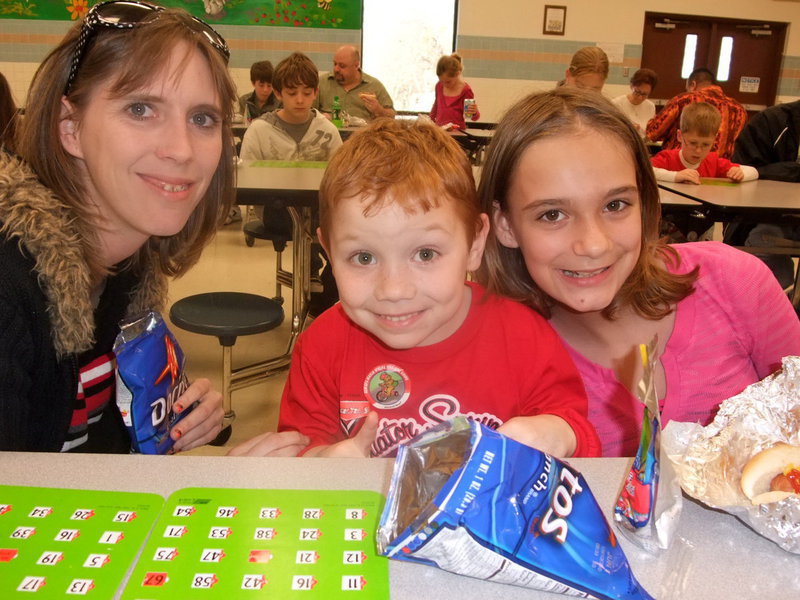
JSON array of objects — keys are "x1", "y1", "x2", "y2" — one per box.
[{"x1": 143, "y1": 572, "x2": 168, "y2": 587}]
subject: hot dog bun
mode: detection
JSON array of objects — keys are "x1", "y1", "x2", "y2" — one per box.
[{"x1": 740, "y1": 443, "x2": 800, "y2": 505}]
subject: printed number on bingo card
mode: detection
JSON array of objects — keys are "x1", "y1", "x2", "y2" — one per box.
[
  {"x1": 11, "y1": 526, "x2": 35, "y2": 539},
  {"x1": 17, "y1": 576, "x2": 46, "y2": 592},
  {"x1": 259, "y1": 507, "x2": 280, "y2": 519},
  {"x1": 292, "y1": 575, "x2": 317, "y2": 590},
  {"x1": 37, "y1": 551, "x2": 63, "y2": 565},
  {"x1": 66, "y1": 578, "x2": 94, "y2": 595},
  {"x1": 254, "y1": 527, "x2": 276, "y2": 540}
]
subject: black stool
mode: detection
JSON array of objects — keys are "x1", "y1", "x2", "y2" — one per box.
[
  {"x1": 169, "y1": 292, "x2": 284, "y2": 445},
  {"x1": 243, "y1": 207, "x2": 293, "y2": 302}
]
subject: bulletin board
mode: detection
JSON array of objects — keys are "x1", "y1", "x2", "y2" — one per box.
[{"x1": 0, "y1": 0, "x2": 361, "y2": 29}]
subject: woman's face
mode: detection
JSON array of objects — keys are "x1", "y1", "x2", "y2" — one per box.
[
  {"x1": 565, "y1": 70, "x2": 605, "y2": 93},
  {"x1": 60, "y1": 41, "x2": 223, "y2": 263},
  {"x1": 494, "y1": 128, "x2": 642, "y2": 314},
  {"x1": 628, "y1": 82, "x2": 652, "y2": 106}
]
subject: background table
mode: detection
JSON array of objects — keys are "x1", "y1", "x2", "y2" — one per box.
[
  {"x1": 233, "y1": 161, "x2": 324, "y2": 384},
  {"x1": 658, "y1": 179, "x2": 800, "y2": 220},
  {"x1": 1, "y1": 453, "x2": 796, "y2": 599}
]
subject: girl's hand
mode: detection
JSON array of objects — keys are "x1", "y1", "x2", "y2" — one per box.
[
  {"x1": 227, "y1": 431, "x2": 310, "y2": 457},
  {"x1": 304, "y1": 412, "x2": 379, "y2": 458},
  {"x1": 169, "y1": 378, "x2": 224, "y2": 452}
]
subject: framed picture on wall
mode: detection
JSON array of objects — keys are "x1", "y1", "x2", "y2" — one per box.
[{"x1": 543, "y1": 5, "x2": 566, "y2": 36}]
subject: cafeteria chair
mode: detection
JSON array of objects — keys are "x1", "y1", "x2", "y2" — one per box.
[
  {"x1": 243, "y1": 207, "x2": 293, "y2": 303},
  {"x1": 169, "y1": 292, "x2": 284, "y2": 445}
]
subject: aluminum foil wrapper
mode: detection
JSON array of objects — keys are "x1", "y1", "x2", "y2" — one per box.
[{"x1": 662, "y1": 356, "x2": 800, "y2": 553}]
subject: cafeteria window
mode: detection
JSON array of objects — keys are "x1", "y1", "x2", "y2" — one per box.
[{"x1": 361, "y1": 0, "x2": 458, "y2": 113}]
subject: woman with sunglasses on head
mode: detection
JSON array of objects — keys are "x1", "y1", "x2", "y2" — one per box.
[{"x1": 0, "y1": 1, "x2": 233, "y2": 452}]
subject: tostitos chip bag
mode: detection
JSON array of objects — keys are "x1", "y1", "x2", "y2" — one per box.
[
  {"x1": 377, "y1": 418, "x2": 653, "y2": 600},
  {"x1": 114, "y1": 311, "x2": 193, "y2": 454}
]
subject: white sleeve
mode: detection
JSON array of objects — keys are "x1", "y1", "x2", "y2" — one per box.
[
  {"x1": 652, "y1": 167, "x2": 677, "y2": 182},
  {"x1": 740, "y1": 165, "x2": 759, "y2": 182}
]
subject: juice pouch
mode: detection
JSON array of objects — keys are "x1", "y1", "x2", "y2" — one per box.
[
  {"x1": 614, "y1": 338, "x2": 681, "y2": 553},
  {"x1": 377, "y1": 417, "x2": 653, "y2": 600},
  {"x1": 114, "y1": 311, "x2": 193, "y2": 454}
]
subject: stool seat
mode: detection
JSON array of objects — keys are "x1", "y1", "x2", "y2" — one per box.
[{"x1": 170, "y1": 292, "x2": 284, "y2": 347}]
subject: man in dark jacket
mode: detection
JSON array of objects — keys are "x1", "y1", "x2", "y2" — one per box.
[
  {"x1": 733, "y1": 100, "x2": 800, "y2": 182},
  {"x1": 731, "y1": 101, "x2": 800, "y2": 289}
]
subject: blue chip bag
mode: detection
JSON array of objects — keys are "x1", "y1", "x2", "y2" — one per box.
[
  {"x1": 377, "y1": 417, "x2": 654, "y2": 600},
  {"x1": 114, "y1": 311, "x2": 193, "y2": 454}
]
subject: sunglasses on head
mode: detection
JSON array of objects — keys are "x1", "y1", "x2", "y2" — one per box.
[{"x1": 64, "y1": 0, "x2": 230, "y2": 96}]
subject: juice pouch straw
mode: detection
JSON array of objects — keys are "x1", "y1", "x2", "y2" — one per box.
[{"x1": 614, "y1": 337, "x2": 682, "y2": 553}]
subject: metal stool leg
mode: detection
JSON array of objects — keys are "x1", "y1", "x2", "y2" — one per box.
[{"x1": 221, "y1": 344, "x2": 236, "y2": 428}]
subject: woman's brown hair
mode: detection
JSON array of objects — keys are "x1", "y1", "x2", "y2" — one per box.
[
  {"x1": 477, "y1": 86, "x2": 697, "y2": 320},
  {"x1": 16, "y1": 7, "x2": 236, "y2": 279}
]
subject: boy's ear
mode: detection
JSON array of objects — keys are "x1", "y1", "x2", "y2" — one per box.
[
  {"x1": 467, "y1": 213, "x2": 490, "y2": 272},
  {"x1": 273, "y1": 88, "x2": 283, "y2": 102},
  {"x1": 492, "y1": 203, "x2": 520, "y2": 249},
  {"x1": 58, "y1": 96, "x2": 84, "y2": 159},
  {"x1": 317, "y1": 227, "x2": 331, "y2": 266},
  {"x1": 676, "y1": 129, "x2": 684, "y2": 144},
  {"x1": 313, "y1": 87, "x2": 319, "y2": 100}
]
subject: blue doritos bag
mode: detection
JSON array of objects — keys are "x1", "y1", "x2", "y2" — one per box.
[
  {"x1": 114, "y1": 311, "x2": 193, "y2": 454},
  {"x1": 377, "y1": 418, "x2": 653, "y2": 600}
]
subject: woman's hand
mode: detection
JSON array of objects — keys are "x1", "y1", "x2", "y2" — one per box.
[
  {"x1": 227, "y1": 431, "x2": 310, "y2": 457},
  {"x1": 170, "y1": 378, "x2": 224, "y2": 452}
]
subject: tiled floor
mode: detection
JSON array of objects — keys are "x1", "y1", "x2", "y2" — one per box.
[{"x1": 166, "y1": 217, "x2": 291, "y2": 456}]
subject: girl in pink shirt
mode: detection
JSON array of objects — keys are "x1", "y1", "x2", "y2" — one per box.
[
  {"x1": 429, "y1": 53, "x2": 480, "y2": 130},
  {"x1": 478, "y1": 87, "x2": 800, "y2": 456}
]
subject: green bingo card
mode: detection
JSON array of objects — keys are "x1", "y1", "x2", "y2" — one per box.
[
  {"x1": 121, "y1": 488, "x2": 389, "y2": 599},
  {"x1": 0, "y1": 485, "x2": 163, "y2": 598}
]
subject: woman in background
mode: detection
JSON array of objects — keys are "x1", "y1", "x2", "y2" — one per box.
[
  {"x1": 561, "y1": 46, "x2": 609, "y2": 93},
  {"x1": 612, "y1": 68, "x2": 658, "y2": 137}
]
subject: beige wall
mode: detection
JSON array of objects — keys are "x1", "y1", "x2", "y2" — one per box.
[{"x1": 459, "y1": 0, "x2": 800, "y2": 122}]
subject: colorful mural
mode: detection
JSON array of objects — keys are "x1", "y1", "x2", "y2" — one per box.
[{"x1": 0, "y1": 0, "x2": 361, "y2": 29}]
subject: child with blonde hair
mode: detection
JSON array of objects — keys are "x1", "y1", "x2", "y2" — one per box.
[
  {"x1": 429, "y1": 53, "x2": 480, "y2": 130},
  {"x1": 651, "y1": 102, "x2": 758, "y2": 184}
]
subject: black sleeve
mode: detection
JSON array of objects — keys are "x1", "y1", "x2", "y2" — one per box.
[{"x1": 733, "y1": 112, "x2": 800, "y2": 182}]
